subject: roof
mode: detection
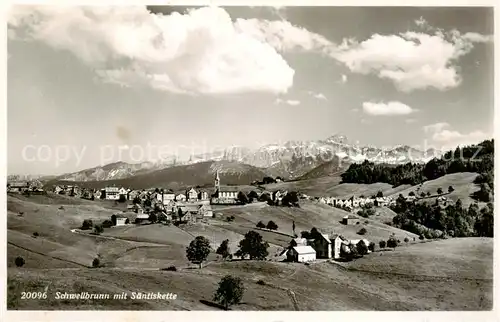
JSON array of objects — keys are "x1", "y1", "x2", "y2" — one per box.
[
  {"x1": 320, "y1": 233, "x2": 331, "y2": 244},
  {"x1": 105, "y1": 187, "x2": 119, "y2": 192},
  {"x1": 218, "y1": 186, "x2": 239, "y2": 192},
  {"x1": 343, "y1": 215, "x2": 358, "y2": 219},
  {"x1": 136, "y1": 213, "x2": 149, "y2": 219},
  {"x1": 180, "y1": 205, "x2": 200, "y2": 212},
  {"x1": 292, "y1": 245, "x2": 316, "y2": 255}
]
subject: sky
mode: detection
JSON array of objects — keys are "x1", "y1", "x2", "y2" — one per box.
[{"x1": 7, "y1": 6, "x2": 494, "y2": 175}]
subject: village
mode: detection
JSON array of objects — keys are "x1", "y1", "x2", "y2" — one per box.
[{"x1": 6, "y1": 171, "x2": 444, "y2": 265}]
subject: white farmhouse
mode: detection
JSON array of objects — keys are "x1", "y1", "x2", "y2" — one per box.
[{"x1": 287, "y1": 245, "x2": 316, "y2": 263}]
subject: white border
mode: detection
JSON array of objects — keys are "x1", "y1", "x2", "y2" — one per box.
[{"x1": 2, "y1": 1, "x2": 498, "y2": 321}]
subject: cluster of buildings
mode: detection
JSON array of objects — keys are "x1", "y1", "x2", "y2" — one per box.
[
  {"x1": 315, "y1": 196, "x2": 397, "y2": 212},
  {"x1": 7, "y1": 180, "x2": 44, "y2": 194},
  {"x1": 286, "y1": 231, "x2": 371, "y2": 263}
]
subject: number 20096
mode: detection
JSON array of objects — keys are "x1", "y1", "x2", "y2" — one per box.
[{"x1": 21, "y1": 292, "x2": 47, "y2": 299}]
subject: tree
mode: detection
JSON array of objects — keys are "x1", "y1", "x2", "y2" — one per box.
[
  {"x1": 92, "y1": 258, "x2": 100, "y2": 268},
  {"x1": 216, "y1": 239, "x2": 231, "y2": 260},
  {"x1": 448, "y1": 186, "x2": 455, "y2": 193},
  {"x1": 474, "y1": 183, "x2": 492, "y2": 202},
  {"x1": 409, "y1": 191, "x2": 415, "y2": 196},
  {"x1": 262, "y1": 176, "x2": 276, "y2": 184},
  {"x1": 356, "y1": 240, "x2": 369, "y2": 256},
  {"x1": 266, "y1": 221, "x2": 278, "y2": 230},
  {"x1": 93, "y1": 224, "x2": 104, "y2": 235},
  {"x1": 148, "y1": 213, "x2": 158, "y2": 223},
  {"x1": 102, "y1": 220, "x2": 113, "y2": 228},
  {"x1": 420, "y1": 192, "x2": 426, "y2": 198},
  {"x1": 301, "y1": 231, "x2": 311, "y2": 239},
  {"x1": 357, "y1": 228, "x2": 367, "y2": 235},
  {"x1": 289, "y1": 239, "x2": 297, "y2": 248},
  {"x1": 426, "y1": 191, "x2": 431, "y2": 197},
  {"x1": 237, "y1": 191, "x2": 249, "y2": 205},
  {"x1": 256, "y1": 221, "x2": 266, "y2": 229},
  {"x1": 81, "y1": 219, "x2": 93, "y2": 230},
  {"x1": 368, "y1": 242, "x2": 375, "y2": 252},
  {"x1": 258, "y1": 192, "x2": 271, "y2": 202},
  {"x1": 111, "y1": 214, "x2": 117, "y2": 226},
  {"x1": 213, "y1": 275, "x2": 245, "y2": 310},
  {"x1": 437, "y1": 187, "x2": 443, "y2": 195},
  {"x1": 133, "y1": 196, "x2": 141, "y2": 204},
  {"x1": 15, "y1": 256, "x2": 25, "y2": 267},
  {"x1": 235, "y1": 231, "x2": 269, "y2": 260},
  {"x1": 248, "y1": 191, "x2": 259, "y2": 202},
  {"x1": 186, "y1": 236, "x2": 211, "y2": 268},
  {"x1": 118, "y1": 194, "x2": 127, "y2": 203},
  {"x1": 404, "y1": 237, "x2": 409, "y2": 243},
  {"x1": 282, "y1": 192, "x2": 299, "y2": 207},
  {"x1": 376, "y1": 191, "x2": 384, "y2": 198},
  {"x1": 387, "y1": 237, "x2": 398, "y2": 248}
]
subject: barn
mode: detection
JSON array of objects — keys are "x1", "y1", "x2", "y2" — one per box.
[{"x1": 287, "y1": 245, "x2": 316, "y2": 263}]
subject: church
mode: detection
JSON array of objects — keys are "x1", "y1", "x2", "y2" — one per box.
[{"x1": 211, "y1": 170, "x2": 239, "y2": 204}]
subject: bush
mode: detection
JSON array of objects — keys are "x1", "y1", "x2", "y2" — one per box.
[
  {"x1": 387, "y1": 238, "x2": 398, "y2": 248},
  {"x1": 357, "y1": 241, "x2": 369, "y2": 255},
  {"x1": 33, "y1": 232, "x2": 39, "y2": 237},
  {"x1": 93, "y1": 224, "x2": 104, "y2": 235},
  {"x1": 102, "y1": 220, "x2": 113, "y2": 228},
  {"x1": 368, "y1": 242, "x2": 375, "y2": 252},
  {"x1": 15, "y1": 256, "x2": 25, "y2": 267},
  {"x1": 81, "y1": 219, "x2": 93, "y2": 230},
  {"x1": 162, "y1": 266, "x2": 177, "y2": 271},
  {"x1": 256, "y1": 280, "x2": 266, "y2": 285},
  {"x1": 92, "y1": 258, "x2": 100, "y2": 268},
  {"x1": 256, "y1": 221, "x2": 266, "y2": 229},
  {"x1": 379, "y1": 240, "x2": 386, "y2": 248},
  {"x1": 266, "y1": 221, "x2": 278, "y2": 230},
  {"x1": 357, "y1": 228, "x2": 367, "y2": 235},
  {"x1": 404, "y1": 237, "x2": 409, "y2": 243}
]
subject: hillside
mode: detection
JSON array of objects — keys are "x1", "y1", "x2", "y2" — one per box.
[
  {"x1": 296, "y1": 156, "x2": 348, "y2": 181},
  {"x1": 44, "y1": 161, "x2": 267, "y2": 190},
  {"x1": 388, "y1": 172, "x2": 483, "y2": 207},
  {"x1": 6, "y1": 193, "x2": 492, "y2": 310}
]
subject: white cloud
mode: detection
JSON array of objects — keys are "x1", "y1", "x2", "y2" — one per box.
[
  {"x1": 331, "y1": 28, "x2": 493, "y2": 92},
  {"x1": 307, "y1": 91, "x2": 327, "y2": 100},
  {"x1": 423, "y1": 122, "x2": 490, "y2": 148},
  {"x1": 362, "y1": 101, "x2": 416, "y2": 116},
  {"x1": 8, "y1": 6, "x2": 295, "y2": 95},
  {"x1": 275, "y1": 98, "x2": 300, "y2": 106},
  {"x1": 341, "y1": 74, "x2": 347, "y2": 83}
]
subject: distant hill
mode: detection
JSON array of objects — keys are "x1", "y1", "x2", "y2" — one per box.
[
  {"x1": 296, "y1": 156, "x2": 348, "y2": 180},
  {"x1": 44, "y1": 160, "x2": 267, "y2": 190}
]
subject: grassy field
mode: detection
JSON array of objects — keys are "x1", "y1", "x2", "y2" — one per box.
[
  {"x1": 6, "y1": 191, "x2": 492, "y2": 311},
  {"x1": 388, "y1": 172, "x2": 483, "y2": 207}
]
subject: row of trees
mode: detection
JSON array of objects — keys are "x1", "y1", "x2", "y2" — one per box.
[
  {"x1": 341, "y1": 140, "x2": 494, "y2": 187},
  {"x1": 256, "y1": 220, "x2": 278, "y2": 230},
  {"x1": 391, "y1": 194, "x2": 494, "y2": 238},
  {"x1": 186, "y1": 230, "x2": 270, "y2": 268}
]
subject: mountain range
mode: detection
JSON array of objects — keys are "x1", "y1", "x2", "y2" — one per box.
[{"x1": 41, "y1": 134, "x2": 441, "y2": 184}]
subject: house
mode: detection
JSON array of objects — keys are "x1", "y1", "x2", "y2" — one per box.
[
  {"x1": 198, "y1": 190, "x2": 209, "y2": 201},
  {"x1": 198, "y1": 204, "x2": 213, "y2": 217},
  {"x1": 132, "y1": 204, "x2": 144, "y2": 214},
  {"x1": 287, "y1": 246, "x2": 316, "y2": 263},
  {"x1": 342, "y1": 215, "x2": 358, "y2": 225},
  {"x1": 128, "y1": 190, "x2": 139, "y2": 201},
  {"x1": 104, "y1": 187, "x2": 120, "y2": 200},
  {"x1": 118, "y1": 187, "x2": 128, "y2": 198},
  {"x1": 177, "y1": 205, "x2": 200, "y2": 222},
  {"x1": 331, "y1": 234, "x2": 349, "y2": 259},
  {"x1": 309, "y1": 233, "x2": 332, "y2": 259},
  {"x1": 116, "y1": 217, "x2": 128, "y2": 226},
  {"x1": 175, "y1": 194, "x2": 186, "y2": 202},
  {"x1": 7, "y1": 181, "x2": 29, "y2": 193},
  {"x1": 186, "y1": 188, "x2": 198, "y2": 201},
  {"x1": 162, "y1": 191, "x2": 176, "y2": 204},
  {"x1": 163, "y1": 200, "x2": 177, "y2": 213},
  {"x1": 53, "y1": 185, "x2": 64, "y2": 194},
  {"x1": 135, "y1": 212, "x2": 150, "y2": 223}
]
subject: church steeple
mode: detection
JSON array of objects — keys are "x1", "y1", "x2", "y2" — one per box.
[{"x1": 214, "y1": 170, "x2": 220, "y2": 191}]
